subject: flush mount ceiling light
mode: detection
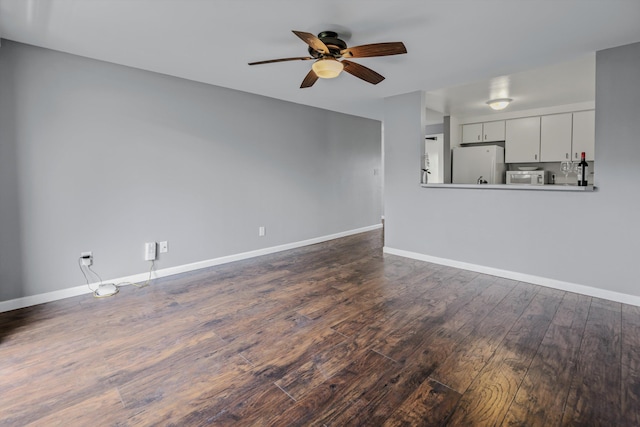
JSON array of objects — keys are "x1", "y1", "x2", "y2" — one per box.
[
  {"x1": 487, "y1": 98, "x2": 512, "y2": 110},
  {"x1": 312, "y1": 58, "x2": 344, "y2": 79}
]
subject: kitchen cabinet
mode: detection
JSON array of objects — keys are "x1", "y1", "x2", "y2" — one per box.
[
  {"x1": 461, "y1": 123, "x2": 483, "y2": 143},
  {"x1": 540, "y1": 113, "x2": 573, "y2": 161},
  {"x1": 505, "y1": 117, "x2": 541, "y2": 163},
  {"x1": 483, "y1": 121, "x2": 506, "y2": 142},
  {"x1": 462, "y1": 121, "x2": 505, "y2": 143},
  {"x1": 572, "y1": 110, "x2": 595, "y2": 161},
  {"x1": 539, "y1": 111, "x2": 595, "y2": 162}
]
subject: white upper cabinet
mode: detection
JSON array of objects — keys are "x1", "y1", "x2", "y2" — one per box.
[
  {"x1": 483, "y1": 121, "x2": 506, "y2": 142},
  {"x1": 467, "y1": 110, "x2": 593, "y2": 165},
  {"x1": 462, "y1": 123, "x2": 483, "y2": 143},
  {"x1": 540, "y1": 113, "x2": 573, "y2": 162},
  {"x1": 572, "y1": 110, "x2": 595, "y2": 161},
  {"x1": 505, "y1": 117, "x2": 541, "y2": 163},
  {"x1": 461, "y1": 121, "x2": 505, "y2": 143}
]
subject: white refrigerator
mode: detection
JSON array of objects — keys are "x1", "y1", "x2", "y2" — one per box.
[{"x1": 452, "y1": 145, "x2": 506, "y2": 184}]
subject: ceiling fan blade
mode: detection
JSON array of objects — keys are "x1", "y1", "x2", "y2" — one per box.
[
  {"x1": 300, "y1": 69, "x2": 319, "y2": 88},
  {"x1": 340, "y1": 42, "x2": 407, "y2": 58},
  {"x1": 248, "y1": 57, "x2": 314, "y2": 66},
  {"x1": 342, "y1": 60, "x2": 385, "y2": 85},
  {"x1": 292, "y1": 30, "x2": 330, "y2": 54}
]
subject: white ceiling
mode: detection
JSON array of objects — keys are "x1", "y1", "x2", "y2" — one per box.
[
  {"x1": 1, "y1": 0, "x2": 639, "y2": 120},
  {"x1": 425, "y1": 54, "x2": 596, "y2": 121}
]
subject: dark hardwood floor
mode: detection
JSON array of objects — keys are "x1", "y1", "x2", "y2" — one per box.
[{"x1": 1, "y1": 229, "x2": 639, "y2": 425}]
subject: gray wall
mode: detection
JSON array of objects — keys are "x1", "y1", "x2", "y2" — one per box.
[
  {"x1": 0, "y1": 40, "x2": 382, "y2": 301},
  {"x1": 424, "y1": 123, "x2": 443, "y2": 135},
  {"x1": 384, "y1": 41, "x2": 640, "y2": 298}
]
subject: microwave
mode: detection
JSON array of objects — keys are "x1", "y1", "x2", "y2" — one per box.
[{"x1": 506, "y1": 170, "x2": 551, "y2": 185}]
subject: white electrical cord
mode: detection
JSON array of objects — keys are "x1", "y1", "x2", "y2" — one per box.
[
  {"x1": 78, "y1": 257, "x2": 118, "y2": 297},
  {"x1": 87, "y1": 264, "x2": 104, "y2": 285},
  {"x1": 117, "y1": 260, "x2": 155, "y2": 289},
  {"x1": 78, "y1": 258, "x2": 155, "y2": 297},
  {"x1": 77, "y1": 257, "x2": 97, "y2": 292}
]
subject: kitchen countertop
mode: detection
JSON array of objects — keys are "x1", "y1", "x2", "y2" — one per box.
[{"x1": 421, "y1": 183, "x2": 596, "y2": 191}]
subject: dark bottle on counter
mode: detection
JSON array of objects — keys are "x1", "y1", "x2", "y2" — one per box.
[{"x1": 577, "y1": 152, "x2": 589, "y2": 186}]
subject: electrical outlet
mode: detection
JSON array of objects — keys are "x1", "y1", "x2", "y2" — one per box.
[
  {"x1": 159, "y1": 241, "x2": 168, "y2": 253},
  {"x1": 144, "y1": 242, "x2": 157, "y2": 261},
  {"x1": 258, "y1": 226, "x2": 266, "y2": 237},
  {"x1": 81, "y1": 251, "x2": 93, "y2": 266}
]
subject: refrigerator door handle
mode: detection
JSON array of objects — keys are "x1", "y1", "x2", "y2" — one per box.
[{"x1": 490, "y1": 157, "x2": 495, "y2": 184}]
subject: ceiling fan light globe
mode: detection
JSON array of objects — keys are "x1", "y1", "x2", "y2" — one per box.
[
  {"x1": 487, "y1": 98, "x2": 512, "y2": 110},
  {"x1": 312, "y1": 59, "x2": 344, "y2": 79}
]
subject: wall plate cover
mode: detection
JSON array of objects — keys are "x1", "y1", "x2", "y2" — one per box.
[{"x1": 81, "y1": 251, "x2": 93, "y2": 266}]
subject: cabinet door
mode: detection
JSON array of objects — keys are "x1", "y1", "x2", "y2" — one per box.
[
  {"x1": 505, "y1": 117, "x2": 541, "y2": 163},
  {"x1": 572, "y1": 110, "x2": 595, "y2": 161},
  {"x1": 462, "y1": 123, "x2": 482, "y2": 143},
  {"x1": 540, "y1": 113, "x2": 572, "y2": 162},
  {"x1": 483, "y1": 120, "x2": 505, "y2": 142}
]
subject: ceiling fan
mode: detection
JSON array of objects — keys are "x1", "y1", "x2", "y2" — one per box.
[{"x1": 248, "y1": 30, "x2": 407, "y2": 88}]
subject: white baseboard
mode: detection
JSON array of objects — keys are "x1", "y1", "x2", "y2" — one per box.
[
  {"x1": 383, "y1": 246, "x2": 640, "y2": 307},
  {"x1": 0, "y1": 223, "x2": 383, "y2": 313}
]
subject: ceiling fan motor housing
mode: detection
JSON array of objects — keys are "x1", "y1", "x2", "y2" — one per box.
[{"x1": 309, "y1": 31, "x2": 347, "y2": 58}]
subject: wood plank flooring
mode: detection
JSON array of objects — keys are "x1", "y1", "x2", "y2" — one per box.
[{"x1": 1, "y1": 229, "x2": 639, "y2": 425}]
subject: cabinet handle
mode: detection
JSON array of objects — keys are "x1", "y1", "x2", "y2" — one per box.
[
  {"x1": 575, "y1": 152, "x2": 578, "y2": 159},
  {"x1": 478, "y1": 135, "x2": 480, "y2": 141},
  {"x1": 535, "y1": 154, "x2": 538, "y2": 160},
  {"x1": 484, "y1": 134, "x2": 487, "y2": 140},
  {"x1": 566, "y1": 153, "x2": 569, "y2": 159}
]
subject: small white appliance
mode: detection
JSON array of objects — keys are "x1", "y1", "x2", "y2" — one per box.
[
  {"x1": 506, "y1": 170, "x2": 551, "y2": 185},
  {"x1": 452, "y1": 145, "x2": 506, "y2": 184}
]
